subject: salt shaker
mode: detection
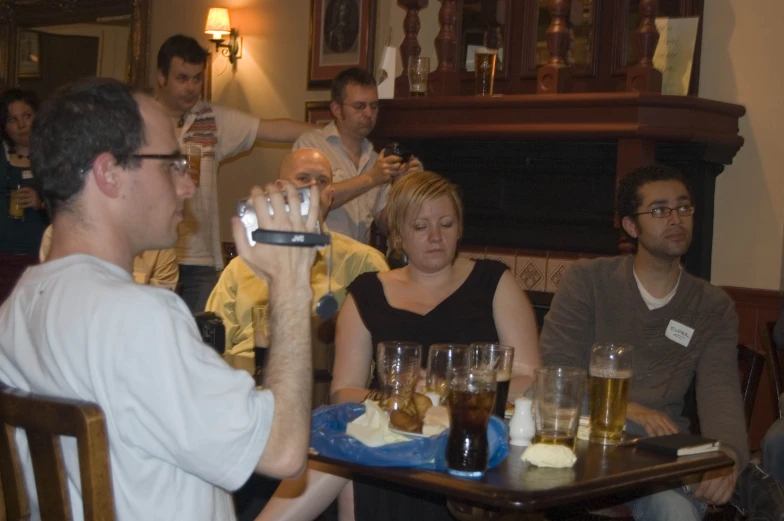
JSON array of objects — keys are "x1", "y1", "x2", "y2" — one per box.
[{"x1": 509, "y1": 397, "x2": 535, "y2": 447}]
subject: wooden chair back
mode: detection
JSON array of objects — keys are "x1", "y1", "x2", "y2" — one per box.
[
  {"x1": 759, "y1": 321, "x2": 784, "y2": 418},
  {"x1": 0, "y1": 384, "x2": 115, "y2": 521},
  {"x1": 683, "y1": 343, "x2": 765, "y2": 434}
]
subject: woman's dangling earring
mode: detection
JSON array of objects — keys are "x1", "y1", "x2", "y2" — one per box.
[{"x1": 387, "y1": 236, "x2": 408, "y2": 269}]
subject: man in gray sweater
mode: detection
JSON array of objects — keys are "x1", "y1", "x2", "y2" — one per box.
[{"x1": 541, "y1": 164, "x2": 781, "y2": 520}]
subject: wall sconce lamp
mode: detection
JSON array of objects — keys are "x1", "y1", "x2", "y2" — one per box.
[{"x1": 205, "y1": 7, "x2": 242, "y2": 65}]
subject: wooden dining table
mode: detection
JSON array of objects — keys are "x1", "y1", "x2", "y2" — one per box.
[{"x1": 309, "y1": 439, "x2": 735, "y2": 519}]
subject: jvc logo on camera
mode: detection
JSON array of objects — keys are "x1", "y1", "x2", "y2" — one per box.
[{"x1": 292, "y1": 235, "x2": 305, "y2": 243}]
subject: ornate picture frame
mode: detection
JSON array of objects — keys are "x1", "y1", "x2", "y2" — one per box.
[
  {"x1": 308, "y1": 0, "x2": 376, "y2": 89},
  {"x1": 17, "y1": 30, "x2": 41, "y2": 79},
  {"x1": 305, "y1": 100, "x2": 333, "y2": 127}
]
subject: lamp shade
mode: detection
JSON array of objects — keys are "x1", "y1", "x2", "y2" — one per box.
[{"x1": 205, "y1": 7, "x2": 231, "y2": 39}]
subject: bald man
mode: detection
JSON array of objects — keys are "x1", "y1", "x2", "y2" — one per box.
[{"x1": 205, "y1": 148, "x2": 389, "y2": 372}]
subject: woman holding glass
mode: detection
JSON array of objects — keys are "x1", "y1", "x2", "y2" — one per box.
[
  {"x1": 255, "y1": 171, "x2": 540, "y2": 521},
  {"x1": 0, "y1": 88, "x2": 47, "y2": 302}
]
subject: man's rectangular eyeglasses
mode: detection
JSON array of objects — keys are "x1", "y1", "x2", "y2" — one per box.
[
  {"x1": 343, "y1": 102, "x2": 379, "y2": 112},
  {"x1": 635, "y1": 205, "x2": 696, "y2": 218},
  {"x1": 131, "y1": 153, "x2": 188, "y2": 175}
]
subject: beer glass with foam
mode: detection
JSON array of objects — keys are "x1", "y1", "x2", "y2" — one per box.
[
  {"x1": 474, "y1": 48, "x2": 497, "y2": 96},
  {"x1": 589, "y1": 343, "x2": 633, "y2": 446},
  {"x1": 470, "y1": 343, "x2": 514, "y2": 417},
  {"x1": 446, "y1": 367, "x2": 496, "y2": 478}
]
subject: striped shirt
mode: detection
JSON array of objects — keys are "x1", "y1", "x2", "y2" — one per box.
[
  {"x1": 177, "y1": 101, "x2": 260, "y2": 269},
  {"x1": 293, "y1": 121, "x2": 389, "y2": 243}
]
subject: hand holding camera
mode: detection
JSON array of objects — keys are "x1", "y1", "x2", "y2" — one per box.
[{"x1": 232, "y1": 182, "x2": 322, "y2": 286}]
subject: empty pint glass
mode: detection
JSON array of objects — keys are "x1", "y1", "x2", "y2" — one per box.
[
  {"x1": 446, "y1": 367, "x2": 496, "y2": 478},
  {"x1": 427, "y1": 344, "x2": 470, "y2": 404},
  {"x1": 533, "y1": 367, "x2": 585, "y2": 448},
  {"x1": 376, "y1": 341, "x2": 422, "y2": 411},
  {"x1": 589, "y1": 343, "x2": 633, "y2": 446},
  {"x1": 408, "y1": 56, "x2": 430, "y2": 97},
  {"x1": 470, "y1": 343, "x2": 514, "y2": 418}
]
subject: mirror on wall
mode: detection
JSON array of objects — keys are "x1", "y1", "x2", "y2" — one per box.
[
  {"x1": 459, "y1": 0, "x2": 509, "y2": 73},
  {"x1": 535, "y1": 0, "x2": 594, "y2": 67},
  {"x1": 0, "y1": 0, "x2": 150, "y2": 98}
]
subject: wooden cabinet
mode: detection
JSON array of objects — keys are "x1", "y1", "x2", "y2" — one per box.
[{"x1": 404, "y1": 0, "x2": 704, "y2": 97}]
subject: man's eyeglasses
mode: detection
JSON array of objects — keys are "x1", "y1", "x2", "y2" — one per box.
[
  {"x1": 342, "y1": 102, "x2": 379, "y2": 112},
  {"x1": 635, "y1": 205, "x2": 696, "y2": 219},
  {"x1": 131, "y1": 153, "x2": 188, "y2": 176}
]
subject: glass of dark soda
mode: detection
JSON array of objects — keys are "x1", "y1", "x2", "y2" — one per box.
[{"x1": 445, "y1": 367, "x2": 497, "y2": 478}]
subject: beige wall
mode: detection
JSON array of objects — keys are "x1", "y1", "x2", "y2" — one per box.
[
  {"x1": 150, "y1": 0, "x2": 784, "y2": 289},
  {"x1": 701, "y1": 0, "x2": 784, "y2": 289}
]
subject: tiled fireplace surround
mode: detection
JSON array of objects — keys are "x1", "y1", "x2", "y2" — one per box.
[{"x1": 458, "y1": 246, "x2": 598, "y2": 294}]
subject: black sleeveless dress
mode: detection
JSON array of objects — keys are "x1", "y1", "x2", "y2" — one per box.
[
  {"x1": 346, "y1": 259, "x2": 507, "y2": 521},
  {"x1": 349, "y1": 259, "x2": 506, "y2": 369}
]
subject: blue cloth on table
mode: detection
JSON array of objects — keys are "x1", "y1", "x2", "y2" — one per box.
[{"x1": 310, "y1": 402, "x2": 509, "y2": 472}]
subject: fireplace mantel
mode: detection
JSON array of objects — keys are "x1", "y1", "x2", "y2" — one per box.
[
  {"x1": 373, "y1": 93, "x2": 745, "y2": 163},
  {"x1": 369, "y1": 93, "x2": 746, "y2": 280}
]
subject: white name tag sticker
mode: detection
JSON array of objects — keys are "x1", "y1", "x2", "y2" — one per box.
[
  {"x1": 22, "y1": 170, "x2": 33, "y2": 179},
  {"x1": 665, "y1": 320, "x2": 694, "y2": 347}
]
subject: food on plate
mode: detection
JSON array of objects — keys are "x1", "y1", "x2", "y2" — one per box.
[
  {"x1": 412, "y1": 392, "x2": 433, "y2": 420},
  {"x1": 388, "y1": 392, "x2": 441, "y2": 434},
  {"x1": 390, "y1": 409, "x2": 421, "y2": 433},
  {"x1": 422, "y1": 405, "x2": 450, "y2": 436}
]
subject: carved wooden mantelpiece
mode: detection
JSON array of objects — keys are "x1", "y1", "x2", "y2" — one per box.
[{"x1": 371, "y1": 93, "x2": 745, "y2": 279}]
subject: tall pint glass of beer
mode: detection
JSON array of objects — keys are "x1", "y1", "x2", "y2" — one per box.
[
  {"x1": 474, "y1": 48, "x2": 497, "y2": 96},
  {"x1": 182, "y1": 144, "x2": 202, "y2": 187},
  {"x1": 589, "y1": 343, "x2": 633, "y2": 446}
]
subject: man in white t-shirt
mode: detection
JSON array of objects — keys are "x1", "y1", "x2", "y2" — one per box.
[
  {"x1": 156, "y1": 35, "x2": 315, "y2": 312},
  {"x1": 39, "y1": 224, "x2": 180, "y2": 290},
  {"x1": 0, "y1": 77, "x2": 320, "y2": 520},
  {"x1": 293, "y1": 67, "x2": 421, "y2": 244}
]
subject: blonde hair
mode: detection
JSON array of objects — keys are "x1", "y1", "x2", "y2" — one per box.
[{"x1": 386, "y1": 170, "x2": 463, "y2": 249}]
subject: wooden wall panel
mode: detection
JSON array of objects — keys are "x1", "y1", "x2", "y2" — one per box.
[{"x1": 723, "y1": 287, "x2": 783, "y2": 450}]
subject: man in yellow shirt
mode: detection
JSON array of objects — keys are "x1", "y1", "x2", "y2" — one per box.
[{"x1": 205, "y1": 148, "x2": 389, "y2": 371}]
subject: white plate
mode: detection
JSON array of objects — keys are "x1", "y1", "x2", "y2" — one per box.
[{"x1": 389, "y1": 427, "x2": 434, "y2": 439}]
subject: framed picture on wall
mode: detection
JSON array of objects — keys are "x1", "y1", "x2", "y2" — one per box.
[
  {"x1": 18, "y1": 30, "x2": 41, "y2": 79},
  {"x1": 305, "y1": 101, "x2": 333, "y2": 127},
  {"x1": 308, "y1": 0, "x2": 376, "y2": 89}
]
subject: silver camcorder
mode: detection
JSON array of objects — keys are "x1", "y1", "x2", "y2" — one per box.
[{"x1": 237, "y1": 186, "x2": 319, "y2": 246}]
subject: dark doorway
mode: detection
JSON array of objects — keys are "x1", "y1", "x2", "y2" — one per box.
[{"x1": 19, "y1": 32, "x2": 99, "y2": 100}]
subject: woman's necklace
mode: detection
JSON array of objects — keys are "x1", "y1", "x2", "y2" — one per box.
[{"x1": 10, "y1": 147, "x2": 29, "y2": 160}]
